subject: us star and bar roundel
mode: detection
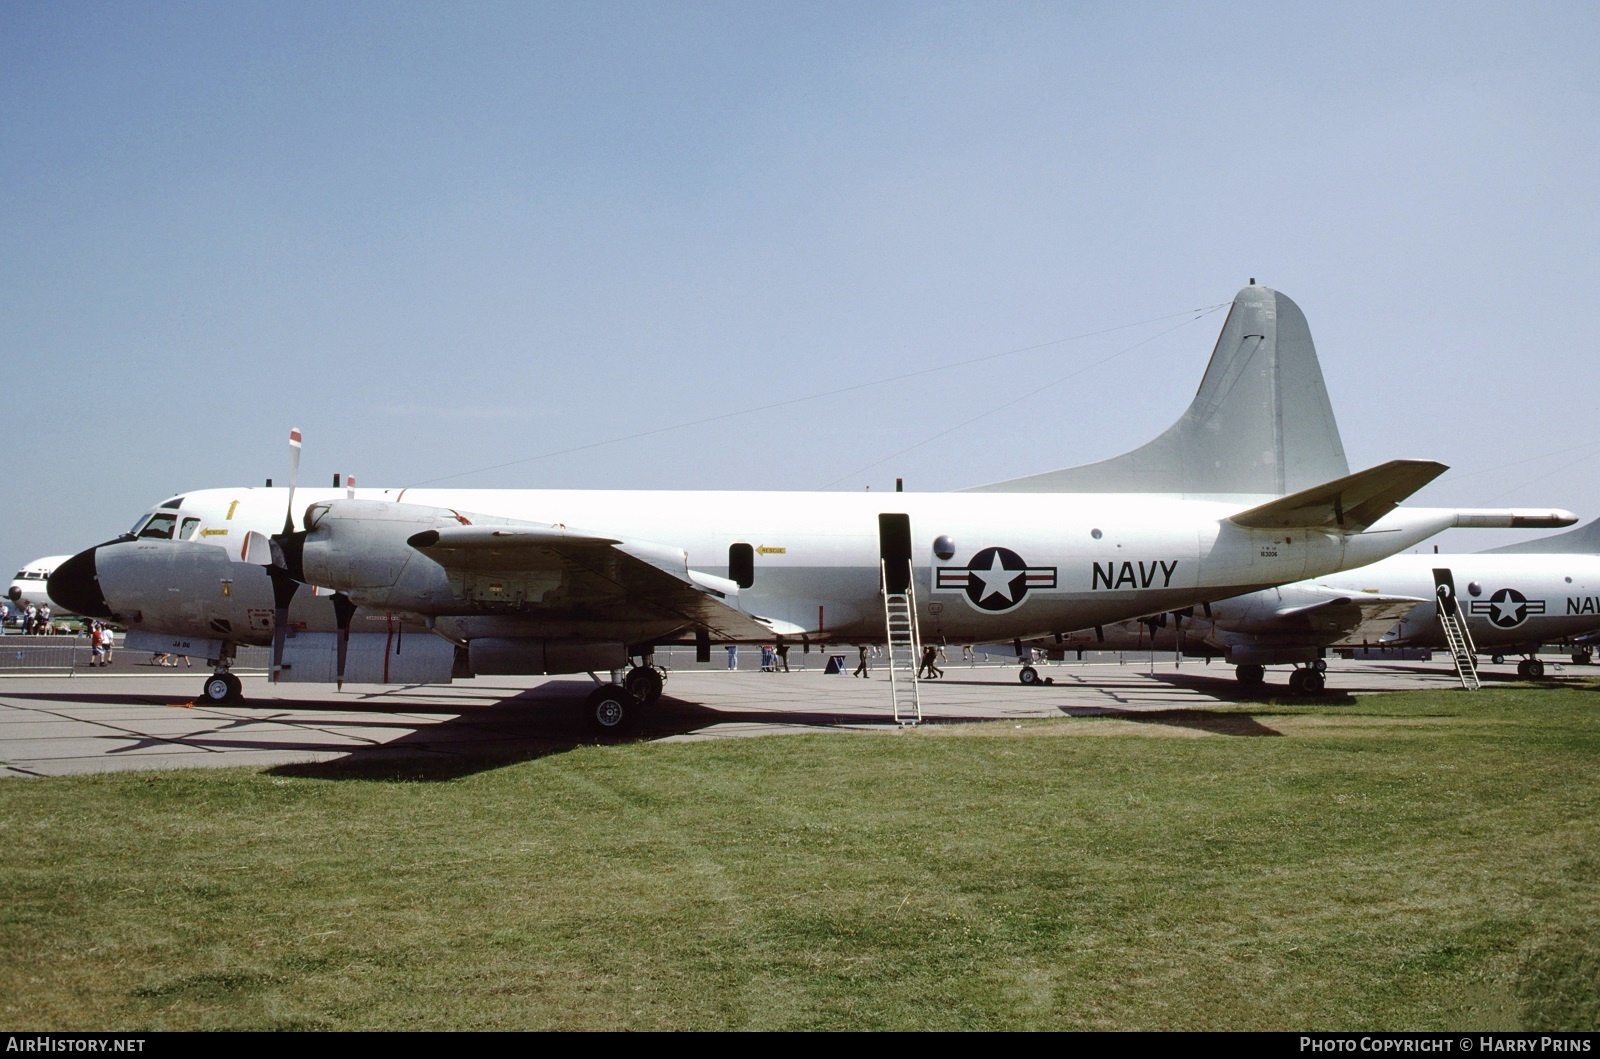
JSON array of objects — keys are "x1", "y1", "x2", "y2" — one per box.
[
  {"x1": 1469, "y1": 587, "x2": 1546, "y2": 629},
  {"x1": 935, "y1": 546, "x2": 1057, "y2": 613}
]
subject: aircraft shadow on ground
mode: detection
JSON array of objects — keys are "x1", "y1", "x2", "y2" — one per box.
[
  {"x1": 267, "y1": 682, "x2": 943, "y2": 781},
  {"x1": 1058, "y1": 704, "x2": 1286, "y2": 737}
]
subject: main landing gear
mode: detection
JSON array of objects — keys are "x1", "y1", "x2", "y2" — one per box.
[
  {"x1": 582, "y1": 663, "x2": 669, "y2": 736},
  {"x1": 1234, "y1": 661, "x2": 1326, "y2": 695},
  {"x1": 1516, "y1": 657, "x2": 1546, "y2": 680},
  {"x1": 1287, "y1": 666, "x2": 1325, "y2": 696}
]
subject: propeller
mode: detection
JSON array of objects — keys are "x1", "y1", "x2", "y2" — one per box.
[
  {"x1": 255, "y1": 431, "x2": 367, "y2": 688},
  {"x1": 267, "y1": 428, "x2": 306, "y2": 683}
]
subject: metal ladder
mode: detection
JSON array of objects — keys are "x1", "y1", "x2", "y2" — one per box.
[
  {"x1": 881, "y1": 559, "x2": 922, "y2": 725},
  {"x1": 1435, "y1": 584, "x2": 1481, "y2": 690}
]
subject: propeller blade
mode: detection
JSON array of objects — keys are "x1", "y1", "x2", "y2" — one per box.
[
  {"x1": 268, "y1": 568, "x2": 297, "y2": 683},
  {"x1": 283, "y1": 427, "x2": 303, "y2": 534},
  {"x1": 266, "y1": 532, "x2": 308, "y2": 683},
  {"x1": 240, "y1": 531, "x2": 273, "y2": 565},
  {"x1": 332, "y1": 592, "x2": 356, "y2": 690}
]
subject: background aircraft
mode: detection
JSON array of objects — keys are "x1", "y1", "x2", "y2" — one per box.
[
  {"x1": 6, "y1": 555, "x2": 71, "y2": 628},
  {"x1": 49, "y1": 285, "x2": 1572, "y2": 728},
  {"x1": 1046, "y1": 516, "x2": 1600, "y2": 692}
]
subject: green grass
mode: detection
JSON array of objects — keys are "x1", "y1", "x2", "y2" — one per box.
[{"x1": 3, "y1": 685, "x2": 1598, "y2": 1030}]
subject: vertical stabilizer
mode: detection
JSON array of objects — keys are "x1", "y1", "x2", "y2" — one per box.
[{"x1": 965, "y1": 285, "x2": 1349, "y2": 496}]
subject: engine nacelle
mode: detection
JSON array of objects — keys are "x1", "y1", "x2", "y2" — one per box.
[{"x1": 298, "y1": 500, "x2": 484, "y2": 612}]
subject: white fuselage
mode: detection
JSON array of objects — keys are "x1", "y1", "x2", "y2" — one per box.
[{"x1": 89, "y1": 485, "x2": 1474, "y2": 653}]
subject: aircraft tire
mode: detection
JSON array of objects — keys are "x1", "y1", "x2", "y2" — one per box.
[
  {"x1": 1526, "y1": 658, "x2": 1545, "y2": 679},
  {"x1": 1300, "y1": 669, "x2": 1325, "y2": 695},
  {"x1": 1288, "y1": 669, "x2": 1307, "y2": 695},
  {"x1": 624, "y1": 665, "x2": 664, "y2": 705},
  {"x1": 1235, "y1": 664, "x2": 1265, "y2": 688},
  {"x1": 1313, "y1": 658, "x2": 1328, "y2": 673},
  {"x1": 584, "y1": 683, "x2": 637, "y2": 735},
  {"x1": 1018, "y1": 666, "x2": 1039, "y2": 686},
  {"x1": 1572, "y1": 650, "x2": 1591, "y2": 666},
  {"x1": 201, "y1": 673, "x2": 241, "y2": 704},
  {"x1": 1492, "y1": 654, "x2": 1506, "y2": 666}
]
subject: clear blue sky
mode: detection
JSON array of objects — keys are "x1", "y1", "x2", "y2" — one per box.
[{"x1": 4, "y1": 1, "x2": 1598, "y2": 582}]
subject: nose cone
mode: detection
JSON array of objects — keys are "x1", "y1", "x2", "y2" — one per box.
[{"x1": 48, "y1": 547, "x2": 112, "y2": 620}]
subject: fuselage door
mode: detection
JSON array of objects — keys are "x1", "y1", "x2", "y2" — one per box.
[{"x1": 878, "y1": 513, "x2": 913, "y2": 595}]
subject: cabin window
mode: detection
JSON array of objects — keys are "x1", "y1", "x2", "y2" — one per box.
[
  {"x1": 137, "y1": 513, "x2": 178, "y2": 540},
  {"x1": 729, "y1": 543, "x2": 754, "y2": 589}
]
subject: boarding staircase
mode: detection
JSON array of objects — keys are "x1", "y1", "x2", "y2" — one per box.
[
  {"x1": 881, "y1": 559, "x2": 923, "y2": 725},
  {"x1": 1435, "y1": 583, "x2": 1481, "y2": 690}
]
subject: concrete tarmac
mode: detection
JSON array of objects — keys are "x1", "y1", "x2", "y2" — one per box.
[{"x1": 0, "y1": 656, "x2": 1588, "y2": 777}]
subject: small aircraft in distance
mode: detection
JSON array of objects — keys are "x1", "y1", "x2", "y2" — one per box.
[
  {"x1": 1042, "y1": 515, "x2": 1600, "y2": 693},
  {"x1": 49, "y1": 284, "x2": 1575, "y2": 729},
  {"x1": 6, "y1": 555, "x2": 71, "y2": 625}
]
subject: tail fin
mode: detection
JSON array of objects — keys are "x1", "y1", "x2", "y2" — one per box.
[
  {"x1": 965, "y1": 284, "x2": 1349, "y2": 497},
  {"x1": 1481, "y1": 515, "x2": 1600, "y2": 555}
]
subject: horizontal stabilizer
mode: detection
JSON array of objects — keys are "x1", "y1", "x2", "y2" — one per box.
[{"x1": 1228, "y1": 460, "x2": 1448, "y2": 532}]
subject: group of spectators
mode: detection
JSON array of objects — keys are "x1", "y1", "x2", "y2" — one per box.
[{"x1": 1, "y1": 600, "x2": 59, "y2": 635}]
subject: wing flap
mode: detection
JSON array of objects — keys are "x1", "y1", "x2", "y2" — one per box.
[
  {"x1": 1272, "y1": 594, "x2": 1426, "y2": 640},
  {"x1": 409, "y1": 522, "x2": 789, "y2": 641}
]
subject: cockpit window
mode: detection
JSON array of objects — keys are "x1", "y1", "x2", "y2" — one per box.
[
  {"x1": 178, "y1": 517, "x2": 201, "y2": 541},
  {"x1": 137, "y1": 513, "x2": 179, "y2": 540}
]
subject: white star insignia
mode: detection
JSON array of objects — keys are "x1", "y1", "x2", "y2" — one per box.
[{"x1": 972, "y1": 552, "x2": 1019, "y2": 603}]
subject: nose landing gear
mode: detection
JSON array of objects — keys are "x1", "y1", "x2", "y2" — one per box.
[{"x1": 200, "y1": 670, "x2": 243, "y2": 704}]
